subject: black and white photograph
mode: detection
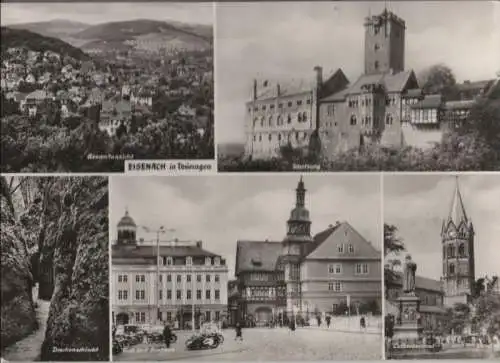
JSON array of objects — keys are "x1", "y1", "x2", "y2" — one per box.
[
  {"x1": 216, "y1": 1, "x2": 500, "y2": 172},
  {"x1": 384, "y1": 174, "x2": 500, "y2": 359},
  {"x1": 0, "y1": 2, "x2": 214, "y2": 173},
  {"x1": 110, "y1": 175, "x2": 383, "y2": 361},
  {"x1": 0, "y1": 176, "x2": 109, "y2": 361}
]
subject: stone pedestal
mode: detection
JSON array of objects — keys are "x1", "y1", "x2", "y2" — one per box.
[{"x1": 393, "y1": 294, "x2": 423, "y2": 341}]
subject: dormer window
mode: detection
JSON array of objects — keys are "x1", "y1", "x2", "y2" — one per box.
[
  {"x1": 337, "y1": 244, "x2": 344, "y2": 253},
  {"x1": 251, "y1": 258, "x2": 262, "y2": 267},
  {"x1": 214, "y1": 257, "x2": 220, "y2": 265},
  {"x1": 186, "y1": 256, "x2": 192, "y2": 265},
  {"x1": 205, "y1": 257, "x2": 211, "y2": 266},
  {"x1": 166, "y1": 257, "x2": 173, "y2": 266}
]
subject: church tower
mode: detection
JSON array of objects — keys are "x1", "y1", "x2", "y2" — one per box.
[
  {"x1": 282, "y1": 177, "x2": 313, "y2": 318},
  {"x1": 441, "y1": 178, "x2": 475, "y2": 307},
  {"x1": 364, "y1": 8, "x2": 406, "y2": 74}
]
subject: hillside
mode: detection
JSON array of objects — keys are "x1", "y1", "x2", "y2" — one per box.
[
  {"x1": 73, "y1": 19, "x2": 212, "y2": 52},
  {"x1": 8, "y1": 20, "x2": 89, "y2": 39},
  {"x1": 1, "y1": 27, "x2": 90, "y2": 61}
]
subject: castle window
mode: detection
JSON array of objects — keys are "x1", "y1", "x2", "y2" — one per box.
[
  {"x1": 279, "y1": 103, "x2": 283, "y2": 108},
  {"x1": 268, "y1": 134, "x2": 272, "y2": 141},
  {"x1": 302, "y1": 112, "x2": 307, "y2": 122},
  {"x1": 287, "y1": 114, "x2": 291, "y2": 124},
  {"x1": 350, "y1": 115, "x2": 357, "y2": 125},
  {"x1": 186, "y1": 256, "x2": 192, "y2": 265},
  {"x1": 306, "y1": 99, "x2": 311, "y2": 105},
  {"x1": 327, "y1": 104, "x2": 334, "y2": 116},
  {"x1": 259, "y1": 134, "x2": 262, "y2": 142},
  {"x1": 374, "y1": 26, "x2": 380, "y2": 35},
  {"x1": 297, "y1": 100, "x2": 303, "y2": 106},
  {"x1": 253, "y1": 135, "x2": 256, "y2": 142},
  {"x1": 288, "y1": 101, "x2": 292, "y2": 107},
  {"x1": 248, "y1": 108, "x2": 251, "y2": 113},
  {"x1": 166, "y1": 257, "x2": 172, "y2": 266},
  {"x1": 386, "y1": 114, "x2": 393, "y2": 125},
  {"x1": 374, "y1": 44, "x2": 380, "y2": 51},
  {"x1": 296, "y1": 131, "x2": 299, "y2": 140},
  {"x1": 348, "y1": 244, "x2": 354, "y2": 253},
  {"x1": 298, "y1": 113, "x2": 302, "y2": 122},
  {"x1": 459, "y1": 243, "x2": 466, "y2": 257},
  {"x1": 262, "y1": 105, "x2": 266, "y2": 111},
  {"x1": 278, "y1": 134, "x2": 282, "y2": 141},
  {"x1": 269, "y1": 116, "x2": 273, "y2": 126},
  {"x1": 374, "y1": 61, "x2": 379, "y2": 70},
  {"x1": 270, "y1": 104, "x2": 275, "y2": 109},
  {"x1": 449, "y1": 263, "x2": 455, "y2": 275},
  {"x1": 337, "y1": 244, "x2": 344, "y2": 253}
]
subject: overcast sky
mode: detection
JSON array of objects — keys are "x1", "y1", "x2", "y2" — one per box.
[
  {"x1": 216, "y1": 1, "x2": 500, "y2": 144},
  {"x1": 110, "y1": 175, "x2": 382, "y2": 278},
  {"x1": 1, "y1": 3, "x2": 214, "y2": 26},
  {"x1": 384, "y1": 174, "x2": 500, "y2": 281}
]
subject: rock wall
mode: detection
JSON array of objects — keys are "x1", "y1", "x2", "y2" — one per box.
[
  {"x1": 0, "y1": 177, "x2": 37, "y2": 350},
  {"x1": 39, "y1": 176, "x2": 109, "y2": 361}
]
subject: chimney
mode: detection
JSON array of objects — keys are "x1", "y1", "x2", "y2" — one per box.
[
  {"x1": 314, "y1": 66, "x2": 323, "y2": 89},
  {"x1": 252, "y1": 79, "x2": 257, "y2": 101},
  {"x1": 276, "y1": 83, "x2": 281, "y2": 97}
]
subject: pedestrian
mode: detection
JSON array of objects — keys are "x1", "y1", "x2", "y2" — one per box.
[
  {"x1": 326, "y1": 315, "x2": 331, "y2": 329},
  {"x1": 289, "y1": 319, "x2": 296, "y2": 334},
  {"x1": 360, "y1": 316, "x2": 366, "y2": 331},
  {"x1": 163, "y1": 321, "x2": 172, "y2": 349},
  {"x1": 316, "y1": 315, "x2": 321, "y2": 327},
  {"x1": 235, "y1": 322, "x2": 243, "y2": 341}
]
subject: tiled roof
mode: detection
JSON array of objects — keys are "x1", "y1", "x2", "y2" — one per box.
[
  {"x1": 305, "y1": 222, "x2": 380, "y2": 259},
  {"x1": 404, "y1": 88, "x2": 423, "y2": 98},
  {"x1": 457, "y1": 79, "x2": 494, "y2": 92},
  {"x1": 320, "y1": 88, "x2": 350, "y2": 102},
  {"x1": 411, "y1": 94, "x2": 443, "y2": 109},
  {"x1": 444, "y1": 100, "x2": 476, "y2": 110},
  {"x1": 391, "y1": 271, "x2": 442, "y2": 292},
  {"x1": 347, "y1": 70, "x2": 415, "y2": 95},
  {"x1": 255, "y1": 79, "x2": 314, "y2": 101},
  {"x1": 235, "y1": 240, "x2": 282, "y2": 274},
  {"x1": 112, "y1": 244, "x2": 218, "y2": 259}
]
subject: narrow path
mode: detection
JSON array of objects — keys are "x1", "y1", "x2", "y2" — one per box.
[{"x1": 1, "y1": 285, "x2": 51, "y2": 361}]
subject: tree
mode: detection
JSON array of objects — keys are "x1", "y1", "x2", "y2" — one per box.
[
  {"x1": 384, "y1": 224, "x2": 406, "y2": 298},
  {"x1": 419, "y1": 63, "x2": 458, "y2": 100},
  {"x1": 442, "y1": 303, "x2": 471, "y2": 335}
]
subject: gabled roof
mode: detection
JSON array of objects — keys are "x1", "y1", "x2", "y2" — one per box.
[
  {"x1": 235, "y1": 240, "x2": 282, "y2": 275},
  {"x1": 254, "y1": 79, "x2": 314, "y2": 101},
  {"x1": 347, "y1": 70, "x2": 416, "y2": 95},
  {"x1": 456, "y1": 79, "x2": 494, "y2": 92},
  {"x1": 305, "y1": 222, "x2": 380, "y2": 260}
]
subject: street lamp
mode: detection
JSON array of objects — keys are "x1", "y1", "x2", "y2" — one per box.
[{"x1": 142, "y1": 225, "x2": 176, "y2": 326}]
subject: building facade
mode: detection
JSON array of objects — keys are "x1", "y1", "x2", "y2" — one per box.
[
  {"x1": 235, "y1": 178, "x2": 382, "y2": 326},
  {"x1": 112, "y1": 211, "x2": 229, "y2": 328}
]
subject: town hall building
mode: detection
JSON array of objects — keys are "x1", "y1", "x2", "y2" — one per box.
[{"x1": 233, "y1": 177, "x2": 382, "y2": 326}]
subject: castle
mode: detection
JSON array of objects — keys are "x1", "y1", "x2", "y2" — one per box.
[{"x1": 244, "y1": 9, "x2": 495, "y2": 160}]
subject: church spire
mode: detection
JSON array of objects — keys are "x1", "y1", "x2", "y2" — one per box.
[
  {"x1": 447, "y1": 176, "x2": 468, "y2": 227},
  {"x1": 296, "y1": 176, "x2": 306, "y2": 207}
]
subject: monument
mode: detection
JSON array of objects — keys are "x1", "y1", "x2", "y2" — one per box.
[{"x1": 393, "y1": 255, "x2": 423, "y2": 341}]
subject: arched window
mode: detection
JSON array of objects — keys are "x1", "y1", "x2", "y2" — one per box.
[
  {"x1": 268, "y1": 134, "x2": 272, "y2": 141},
  {"x1": 268, "y1": 116, "x2": 273, "y2": 127},
  {"x1": 449, "y1": 263, "x2": 455, "y2": 275},
  {"x1": 374, "y1": 61, "x2": 379, "y2": 70},
  {"x1": 298, "y1": 113, "x2": 302, "y2": 122},
  {"x1": 350, "y1": 114, "x2": 357, "y2": 125},
  {"x1": 260, "y1": 117, "x2": 264, "y2": 127},
  {"x1": 459, "y1": 243, "x2": 465, "y2": 257},
  {"x1": 386, "y1": 113, "x2": 393, "y2": 125},
  {"x1": 302, "y1": 112, "x2": 307, "y2": 122},
  {"x1": 287, "y1": 114, "x2": 291, "y2": 124},
  {"x1": 447, "y1": 245, "x2": 453, "y2": 258},
  {"x1": 278, "y1": 134, "x2": 282, "y2": 141}
]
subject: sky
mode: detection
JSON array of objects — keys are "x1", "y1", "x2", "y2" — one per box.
[
  {"x1": 384, "y1": 174, "x2": 500, "y2": 281},
  {"x1": 0, "y1": 2, "x2": 214, "y2": 26},
  {"x1": 216, "y1": 1, "x2": 500, "y2": 143},
  {"x1": 110, "y1": 175, "x2": 382, "y2": 279}
]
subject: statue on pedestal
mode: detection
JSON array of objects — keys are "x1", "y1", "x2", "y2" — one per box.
[{"x1": 403, "y1": 254, "x2": 417, "y2": 294}]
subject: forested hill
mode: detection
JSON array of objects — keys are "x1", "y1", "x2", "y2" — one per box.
[{"x1": 1, "y1": 27, "x2": 90, "y2": 61}]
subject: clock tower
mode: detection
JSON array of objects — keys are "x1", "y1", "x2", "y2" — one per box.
[
  {"x1": 441, "y1": 177, "x2": 475, "y2": 307},
  {"x1": 282, "y1": 177, "x2": 313, "y2": 319}
]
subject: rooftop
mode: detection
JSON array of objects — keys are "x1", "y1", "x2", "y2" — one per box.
[{"x1": 411, "y1": 94, "x2": 443, "y2": 109}]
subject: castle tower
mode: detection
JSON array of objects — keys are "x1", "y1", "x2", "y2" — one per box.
[
  {"x1": 117, "y1": 209, "x2": 137, "y2": 244},
  {"x1": 441, "y1": 177, "x2": 475, "y2": 307},
  {"x1": 364, "y1": 9, "x2": 406, "y2": 74},
  {"x1": 282, "y1": 177, "x2": 313, "y2": 318}
]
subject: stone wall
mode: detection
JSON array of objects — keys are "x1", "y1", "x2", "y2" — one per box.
[{"x1": 39, "y1": 177, "x2": 109, "y2": 361}]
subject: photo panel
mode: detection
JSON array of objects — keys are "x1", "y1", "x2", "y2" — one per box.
[
  {"x1": 383, "y1": 173, "x2": 500, "y2": 359},
  {"x1": 110, "y1": 174, "x2": 383, "y2": 361},
  {"x1": 1, "y1": 2, "x2": 214, "y2": 173},
  {"x1": 216, "y1": 1, "x2": 499, "y2": 172},
  {"x1": 1, "y1": 176, "x2": 109, "y2": 361}
]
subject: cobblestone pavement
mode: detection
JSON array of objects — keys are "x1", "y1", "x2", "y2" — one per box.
[
  {"x1": 114, "y1": 327, "x2": 383, "y2": 361},
  {"x1": 1, "y1": 295, "x2": 50, "y2": 361}
]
